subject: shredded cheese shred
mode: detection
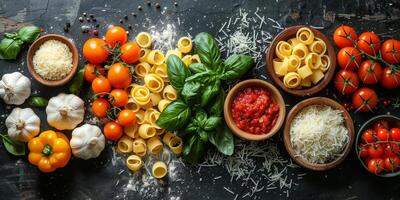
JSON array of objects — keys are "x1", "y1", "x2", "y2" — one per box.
[
  {"x1": 290, "y1": 105, "x2": 349, "y2": 164},
  {"x1": 32, "y1": 40, "x2": 73, "y2": 80}
]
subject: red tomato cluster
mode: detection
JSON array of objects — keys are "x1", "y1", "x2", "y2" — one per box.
[
  {"x1": 82, "y1": 26, "x2": 140, "y2": 141},
  {"x1": 333, "y1": 25, "x2": 400, "y2": 112},
  {"x1": 358, "y1": 119, "x2": 400, "y2": 175},
  {"x1": 231, "y1": 87, "x2": 280, "y2": 135}
]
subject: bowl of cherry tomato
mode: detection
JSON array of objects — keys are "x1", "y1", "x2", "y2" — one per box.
[
  {"x1": 224, "y1": 79, "x2": 286, "y2": 141},
  {"x1": 356, "y1": 115, "x2": 400, "y2": 177}
]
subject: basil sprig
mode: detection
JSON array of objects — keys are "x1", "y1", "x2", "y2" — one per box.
[
  {"x1": 156, "y1": 32, "x2": 253, "y2": 164},
  {"x1": 0, "y1": 26, "x2": 41, "y2": 60}
]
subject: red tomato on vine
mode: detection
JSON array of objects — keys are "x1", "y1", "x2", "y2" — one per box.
[
  {"x1": 381, "y1": 39, "x2": 400, "y2": 64},
  {"x1": 357, "y1": 32, "x2": 381, "y2": 56},
  {"x1": 337, "y1": 47, "x2": 362, "y2": 70},
  {"x1": 334, "y1": 70, "x2": 359, "y2": 95},
  {"x1": 352, "y1": 87, "x2": 378, "y2": 112},
  {"x1": 357, "y1": 60, "x2": 382, "y2": 84},
  {"x1": 333, "y1": 25, "x2": 358, "y2": 48}
]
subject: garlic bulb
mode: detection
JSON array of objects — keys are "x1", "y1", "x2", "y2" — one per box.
[
  {"x1": 0, "y1": 72, "x2": 31, "y2": 105},
  {"x1": 5, "y1": 107, "x2": 40, "y2": 142},
  {"x1": 70, "y1": 124, "x2": 105, "y2": 160},
  {"x1": 46, "y1": 93, "x2": 84, "y2": 130}
]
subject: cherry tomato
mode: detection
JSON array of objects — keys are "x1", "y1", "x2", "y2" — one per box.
[
  {"x1": 352, "y1": 87, "x2": 378, "y2": 112},
  {"x1": 380, "y1": 67, "x2": 399, "y2": 89},
  {"x1": 334, "y1": 70, "x2": 359, "y2": 95},
  {"x1": 92, "y1": 77, "x2": 111, "y2": 94},
  {"x1": 384, "y1": 156, "x2": 399, "y2": 172},
  {"x1": 357, "y1": 32, "x2": 381, "y2": 55},
  {"x1": 110, "y1": 89, "x2": 128, "y2": 107},
  {"x1": 377, "y1": 128, "x2": 390, "y2": 141},
  {"x1": 83, "y1": 38, "x2": 109, "y2": 64},
  {"x1": 120, "y1": 42, "x2": 141, "y2": 64},
  {"x1": 117, "y1": 109, "x2": 137, "y2": 127},
  {"x1": 361, "y1": 129, "x2": 377, "y2": 143},
  {"x1": 381, "y1": 39, "x2": 400, "y2": 64},
  {"x1": 103, "y1": 121, "x2": 123, "y2": 141},
  {"x1": 84, "y1": 64, "x2": 105, "y2": 82},
  {"x1": 390, "y1": 128, "x2": 400, "y2": 142},
  {"x1": 107, "y1": 63, "x2": 132, "y2": 89},
  {"x1": 359, "y1": 145, "x2": 369, "y2": 158},
  {"x1": 91, "y1": 98, "x2": 111, "y2": 118},
  {"x1": 105, "y1": 26, "x2": 127, "y2": 47},
  {"x1": 368, "y1": 158, "x2": 384, "y2": 174},
  {"x1": 357, "y1": 60, "x2": 382, "y2": 85},
  {"x1": 384, "y1": 142, "x2": 399, "y2": 157},
  {"x1": 368, "y1": 144, "x2": 384, "y2": 158},
  {"x1": 373, "y1": 119, "x2": 390, "y2": 133},
  {"x1": 333, "y1": 25, "x2": 358, "y2": 48},
  {"x1": 337, "y1": 47, "x2": 362, "y2": 70}
]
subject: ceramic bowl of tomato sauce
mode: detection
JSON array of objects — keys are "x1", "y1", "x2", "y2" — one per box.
[
  {"x1": 224, "y1": 79, "x2": 286, "y2": 141},
  {"x1": 355, "y1": 115, "x2": 400, "y2": 177}
]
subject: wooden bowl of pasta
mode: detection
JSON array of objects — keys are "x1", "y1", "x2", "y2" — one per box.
[{"x1": 265, "y1": 26, "x2": 336, "y2": 96}]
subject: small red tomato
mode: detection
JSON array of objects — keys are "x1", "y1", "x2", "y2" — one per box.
[
  {"x1": 373, "y1": 119, "x2": 390, "y2": 133},
  {"x1": 120, "y1": 42, "x2": 141, "y2": 64},
  {"x1": 334, "y1": 70, "x2": 359, "y2": 95},
  {"x1": 383, "y1": 156, "x2": 399, "y2": 172},
  {"x1": 333, "y1": 25, "x2": 358, "y2": 48},
  {"x1": 390, "y1": 128, "x2": 400, "y2": 142},
  {"x1": 359, "y1": 145, "x2": 369, "y2": 158},
  {"x1": 105, "y1": 26, "x2": 127, "y2": 47},
  {"x1": 380, "y1": 67, "x2": 400, "y2": 89},
  {"x1": 357, "y1": 60, "x2": 382, "y2": 85},
  {"x1": 103, "y1": 121, "x2": 123, "y2": 141},
  {"x1": 384, "y1": 142, "x2": 399, "y2": 157},
  {"x1": 377, "y1": 128, "x2": 390, "y2": 141},
  {"x1": 361, "y1": 129, "x2": 377, "y2": 143},
  {"x1": 367, "y1": 158, "x2": 384, "y2": 174},
  {"x1": 368, "y1": 144, "x2": 384, "y2": 158},
  {"x1": 352, "y1": 87, "x2": 378, "y2": 112},
  {"x1": 337, "y1": 47, "x2": 362, "y2": 70},
  {"x1": 381, "y1": 39, "x2": 400, "y2": 64},
  {"x1": 357, "y1": 32, "x2": 381, "y2": 56},
  {"x1": 117, "y1": 109, "x2": 137, "y2": 127}
]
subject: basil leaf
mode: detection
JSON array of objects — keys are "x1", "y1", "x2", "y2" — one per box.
[
  {"x1": 184, "y1": 122, "x2": 198, "y2": 134},
  {"x1": 184, "y1": 134, "x2": 207, "y2": 165},
  {"x1": 194, "y1": 32, "x2": 221, "y2": 69},
  {"x1": 198, "y1": 129, "x2": 209, "y2": 142},
  {"x1": 17, "y1": 26, "x2": 41, "y2": 43},
  {"x1": 209, "y1": 123, "x2": 234, "y2": 156},
  {"x1": 167, "y1": 55, "x2": 190, "y2": 92},
  {"x1": 209, "y1": 90, "x2": 225, "y2": 116},
  {"x1": 28, "y1": 96, "x2": 48, "y2": 107},
  {"x1": 69, "y1": 68, "x2": 85, "y2": 95},
  {"x1": 188, "y1": 63, "x2": 208, "y2": 74},
  {"x1": 193, "y1": 109, "x2": 207, "y2": 125},
  {"x1": 1, "y1": 134, "x2": 26, "y2": 156},
  {"x1": 181, "y1": 81, "x2": 201, "y2": 105},
  {"x1": 4, "y1": 32, "x2": 18, "y2": 40},
  {"x1": 203, "y1": 116, "x2": 222, "y2": 131},
  {"x1": 185, "y1": 71, "x2": 209, "y2": 83},
  {"x1": 220, "y1": 54, "x2": 253, "y2": 81},
  {"x1": 0, "y1": 38, "x2": 23, "y2": 60},
  {"x1": 156, "y1": 100, "x2": 191, "y2": 131},
  {"x1": 200, "y1": 79, "x2": 221, "y2": 107}
]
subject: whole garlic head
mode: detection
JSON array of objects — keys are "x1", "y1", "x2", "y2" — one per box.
[
  {"x1": 70, "y1": 124, "x2": 105, "y2": 160},
  {"x1": 46, "y1": 93, "x2": 84, "y2": 130},
  {"x1": 6, "y1": 107, "x2": 40, "y2": 142},
  {"x1": 0, "y1": 72, "x2": 31, "y2": 105}
]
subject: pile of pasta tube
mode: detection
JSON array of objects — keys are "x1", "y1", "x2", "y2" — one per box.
[{"x1": 273, "y1": 27, "x2": 330, "y2": 89}]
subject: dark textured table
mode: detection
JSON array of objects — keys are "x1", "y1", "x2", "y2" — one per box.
[{"x1": 0, "y1": 0, "x2": 400, "y2": 199}]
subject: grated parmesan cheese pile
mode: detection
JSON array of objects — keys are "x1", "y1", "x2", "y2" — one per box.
[
  {"x1": 290, "y1": 105, "x2": 349, "y2": 164},
  {"x1": 32, "y1": 40, "x2": 73, "y2": 80}
]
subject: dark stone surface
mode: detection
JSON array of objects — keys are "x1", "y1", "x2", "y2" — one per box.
[{"x1": 0, "y1": 0, "x2": 400, "y2": 199}]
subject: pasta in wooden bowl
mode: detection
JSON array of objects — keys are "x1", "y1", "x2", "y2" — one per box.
[{"x1": 266, "y1": 26, "x2": 336, "y2": 96}]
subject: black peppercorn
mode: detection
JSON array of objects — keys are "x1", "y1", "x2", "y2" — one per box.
[
  {"x1": 131, "y1": 12, "x2": 137, "y2": 17},
  {"x1": 138, "y1": 5, "x2": 142, "y2": 10},
  {"x1": 119, "y1": 19, "x2": 124, "y2": 24},
  {"x1": 78, "y1": 17, "x2": 83, "y2": 22},
  {"x1": 93, "y1": 29, "x2": 99, "y2": 36},
  {"x1": 86, "y1": 17, "x2": 90, "y2": 22},
  {"x1": 128, "y1": 25, "x2": 132, "y2": 30},
  {"x1": 147, "y1": 1, "x2": 151, "y2": 6},
  {"x1": 66, "y1": 22, "x2": 71, "y2": 28},
  {"x1": 174, "y1": 2, "x2": 178, "y2": 6},
  {"x1": 83, "y1": 12, "x2": 87, "y2": 17},
  {"x1": 95, "y1": 24, "x2": 100, "y2": 28},
  {"x1": 92, "y1": 18, "x2": 97, "y2": 22},
  {"x1": 124, "y1": 15, "x2": 128, "y2": 20},
  {"x1": 89, "y1": 14, "x2": 94, "y2": 18},
  {"x1": 155, "y1": 3, "x2": 160, "y2": 8},
  {"x1": 63, "y1": 27, "x2": 69, "y2": 32}
]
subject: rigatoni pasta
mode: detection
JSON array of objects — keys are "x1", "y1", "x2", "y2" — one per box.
[
  {"x1": 162, "y1": 85, "x2": 177, "y2": 101},
  {"x1": 126, "y1": 155, "x2": 142, "y2": 171},
  {"x1": 152, "y1": 161, "x2": 167, "y2": 178},
  {"x1": 177, "y1": 37, "x2": 192, "y2": 53},
  {"x1": 273, "y1": 27, "x2": 330, "y2": 89},
  {"x1": 147, "y1": 136, "x2": 163, "y2": 155},
  {"x1": 117, "y1": 136, "x2": 133, "y2": 154}
]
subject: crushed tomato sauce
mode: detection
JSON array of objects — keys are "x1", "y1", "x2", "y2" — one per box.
[{"x1": 231, "y1": 86, "x2": 280, "y2": 135}]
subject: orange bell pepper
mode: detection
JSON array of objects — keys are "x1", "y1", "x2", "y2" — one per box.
[{"x1": 28, "y1": 130, "x2": 71, "y2": 173}]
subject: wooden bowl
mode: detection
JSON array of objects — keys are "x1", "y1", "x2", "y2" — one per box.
[
  {"x1": 27, "y1": 34, "x2": 79, "y2": 86},
  {"x1": 265, "y1": 25, "x2": 336, "y2": 96},
  {"x1": 283, "y1": 97, "x2": 355, "y2": 171},
  {"x1": 355, "y1": 115, "x2": 400, "y2": 177},
  {"x1": 224, "y1": 79, "x2": 286, "y2": 141}
]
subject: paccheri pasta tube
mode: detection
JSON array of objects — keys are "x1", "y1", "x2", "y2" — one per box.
[
  {"x1": 152, "y1": 161, "x2": 167, "y2": 178},
  {"x1": 126, "y1": 155, "x2": 143, "y2": 171}
]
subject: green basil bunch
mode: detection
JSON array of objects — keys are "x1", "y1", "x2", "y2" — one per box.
[
  {"x1": 0, "y1": 26, "x2": 41, "y2": 60},
  {"x1": 156, "y1": 32, "x2": 253, "y2": 164}
]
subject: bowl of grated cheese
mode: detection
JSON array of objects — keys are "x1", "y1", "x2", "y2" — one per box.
[
  {"x1": 283, "y1": 97, "x2": 355, "y2": 171},
  {"x1": 27, "y1": 34, "x2": 79, "y2": 86}
]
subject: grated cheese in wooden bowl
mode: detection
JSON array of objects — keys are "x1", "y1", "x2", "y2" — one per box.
[
  {"x1": 290, "y1": 105, "x2": 349, "y2": 164},
  {"x1": 32, "y1": 40, "x2": 73, "y2": 80}
]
